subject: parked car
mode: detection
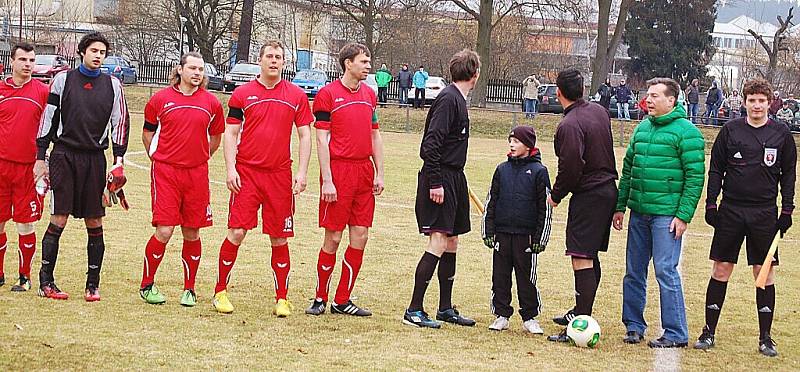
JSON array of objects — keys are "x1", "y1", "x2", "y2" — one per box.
[
  {"x1": 32, "y1": 54, "x2": 70, "y2": 83},
  {"x1": 204, "y1": 63, "x2": 224, "y2": 91},
  {"x1": 537, "y1": 84, "x2": 562, "y2": 113},
  {"x1": 224, "y1": 63, "x2": 260, "y2": 92},
  {"x1": 292, "y1": 69, "x2": 327, "y2": 97},
  {"x1": 409, "y1": 76, "x2": 448, "y2": 105},
  {"x1": 101, "y1": 56, "x2": 138, "y2": 84}
]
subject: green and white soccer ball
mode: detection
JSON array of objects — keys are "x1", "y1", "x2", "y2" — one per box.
[{"x1": 567, "y1": 315, "x2": 601, "y2": 348}]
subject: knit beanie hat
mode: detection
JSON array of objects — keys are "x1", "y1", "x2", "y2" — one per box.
[{"x1": 509, "y1": 125, "x2": 537, "y2": 150}]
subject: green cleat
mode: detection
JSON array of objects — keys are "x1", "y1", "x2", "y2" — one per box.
[
  {"x1": 139, "y1": 283, "x2": 166, "y2": 305},
  {"x1": 180, "y1": 289, "x2": 197, "y2": 307}
]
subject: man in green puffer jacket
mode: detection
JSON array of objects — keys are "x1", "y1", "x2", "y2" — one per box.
[
  {"x1": 613, "y1": 77, "x2": 705, "y2": 349},
  {"x1": 376, "y1": 63, "x2": 392, "y2": 105}
]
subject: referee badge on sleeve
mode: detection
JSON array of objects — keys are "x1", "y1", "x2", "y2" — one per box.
[{"x1": 763, "y1": 148, "x2": 777, "y2": 167}]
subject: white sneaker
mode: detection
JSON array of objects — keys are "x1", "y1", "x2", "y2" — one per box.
[
  {"x1": 522, "y1": 319, "x2": 544, "y2": 334},
  {"x1": 488, "y1": 316, "x2": 509, "y2": 331}
]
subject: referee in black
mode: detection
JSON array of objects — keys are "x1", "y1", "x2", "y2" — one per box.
[
  {"x1": 35, "y1": 32, "x2": 130, "y2": 301},
  {"x1": 693, "y1": 78, "x2": 796, "y2": 357},
  {"x1": 402, "y1": 49, "x2": 481, "y2": 329}
]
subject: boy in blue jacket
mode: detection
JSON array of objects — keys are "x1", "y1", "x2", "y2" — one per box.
[{"x1": 482, "y1": 126, "x2": 553, "y2": 334}]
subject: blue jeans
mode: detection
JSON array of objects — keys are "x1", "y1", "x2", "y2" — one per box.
[
  {"x1": 688, "y1": 103, "x2": 699, "y2": 123},
  {"x1": 523, "y1": 98, "x2": 538, "y2": 118},
  {"x1": 704, "y1": 103, "x2": 718, "y2": 125},
  {"x1": 622, "y1": 211, "x2": 688, "y2": 343},
  {"x1": 617, "y1": 102, "x2": 630, "y2": 120},
  {"x1": 399, "y1": 88, "x2": 409, "y2": 104}
]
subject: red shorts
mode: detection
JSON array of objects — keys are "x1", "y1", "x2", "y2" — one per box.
[
  {"x1": 150, "y1": 161, "x2": 213, "y2": 229},
  {"x1": 227, "y1": 164, "x2": 294, "y2": 237},
  {"x1": 0, "y1": 159, "x2": 42, "y2": 224},
  {"x1": 319, "y1": 159, "x2": 375, "y2": 230}
]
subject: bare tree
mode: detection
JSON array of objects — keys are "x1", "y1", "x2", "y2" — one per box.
[
  {"x1": 748, "y1": 6, "x2": 793, "y2": 83},
  {"x1": 237, "y1": 0, "x2": 255, "y2": 62},
  {"x1": 174, "y1": 0, "x2": 242, "y2": 64},
  {"x1": 590, "y1": 0, "x2": 632, "y2": 93}
]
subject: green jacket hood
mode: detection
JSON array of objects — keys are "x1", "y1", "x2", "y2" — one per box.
[{"x1": 649, "y1": 103, "x2": 687, "y2": 126}]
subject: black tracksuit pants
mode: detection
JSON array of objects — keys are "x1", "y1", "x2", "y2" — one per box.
[{"x1": 491, "y1": 232, "x2": 541, "y2": 321}]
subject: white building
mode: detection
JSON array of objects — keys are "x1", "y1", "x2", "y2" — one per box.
[{"x1": 709, "y1": 15, "x2": 777, "y2": 90}]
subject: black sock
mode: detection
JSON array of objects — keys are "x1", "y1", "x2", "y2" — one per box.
[
  {"x1": 39, "y1": 223, "x2": 64, "y2": 284},
  {"x1": 437, "y1": 252, "x2": 456, "y2": 311},
  {"x1": 593, "y1": 256, "x2": 602, "y2": 285},
  {"x1": 704, "y1": 277, "x2": 728, "y2": 334},
  {"x1": 409, "y1": 252, "x2": 439, "y2": 312},
  {"x1": 86, "y1": 226, "x2": 105, "y2": 288},
  {"x1": 756, "y1": 284, "x2": 776, "y2": 339},
  {"x1": 574, "y1": 268, "x2": 598, "y2": 316}
]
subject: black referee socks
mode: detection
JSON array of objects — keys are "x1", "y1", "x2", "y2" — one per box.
[
  {"x1": 86, "y1": 226, "x2": 105, "y2": 288},
  {"x1": 574, "y1": 267, "x2": 597, "y2": 316},
  {"x1": 756, "y1": 285, "x2": 776, "y2": 339},
  {"x1": 704, "y1": 277, "x2": 728, "y2": 334},
  {"x1": 437, "y1": 252, "x2": 457, "y2": 311},
  {"x1": 409, "y1": 252, "x2": 440, "y2": 312},
  {"x1": 39, "y1": 223, "x2": 64, "y2": 284}
]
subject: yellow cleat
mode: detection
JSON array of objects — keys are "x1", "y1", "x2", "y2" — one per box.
[
  {"x1": 273, "y1": 299, "x2": 294, "y2": 317},
  {"x1": 212, "y1": 290, "x2": 234, "y2": 314}
]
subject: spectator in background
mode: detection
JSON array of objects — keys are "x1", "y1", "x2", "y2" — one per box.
[
  {"x1": 413, "y1": 65, "x2": 429, "y2": 109},
  {"x1": 768, "y1": 91, "x2": 782, "y2": 119},
  {"x1": 776, "y1": 101, "x2": 794, "y2": 125},
  {"x1": 521, "y1": 74, "x2": 540, "y2": 118},
  {"x1": 686, "y1": 79, "x2": 701, "y2": 123},
  {"x1": 396, "y1": 64, "x2": 413, "y2": 105},
  {"x1": 616, "y1": 79, "x2": 633, "y2": 120},
  {"x1": 785, "y1": 93, "x2": 798, "y2": 113},
  {"x1": 722, "y1": 89, "x2": 743, "y2": 120},
  {"x1": 376, "y1": 63, "x2": 392, "y2": 106},
  {"x1": 704, "y1": 81, "x2": 723, "y2": 125},
  {"x1": 598, "y1": 79, "x2": 614, "y2": 115}
]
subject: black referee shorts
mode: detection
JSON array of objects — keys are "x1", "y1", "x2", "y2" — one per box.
[
  {"x1": 415, "y1": 168, "x2": 470, "y2": 236},
  {"x1": 49, "y1": 147, "x2": 106, "y2": 219},
  {"x1": 710, "y1": 204, "x2": 779, "y2": 266},
  {"x1": 565, "y1": 182, "x2": 617, "y2": 258}
]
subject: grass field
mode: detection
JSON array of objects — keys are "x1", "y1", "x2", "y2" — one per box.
[{"x1": 0, "y1": 86, "x2": 798, "y2": 370}]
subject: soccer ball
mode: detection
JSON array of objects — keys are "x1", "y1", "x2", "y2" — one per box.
[{"x1": 567, "y1": 315, "x2": 601, "y2": 348}]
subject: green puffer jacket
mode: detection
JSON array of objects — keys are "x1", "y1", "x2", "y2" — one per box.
[
  {"x1": 375, "y1": 68, "x2": 392, "y2": 87},
  {"x1": 616, "y1": 104, "x2": 706, "y2": 222}
]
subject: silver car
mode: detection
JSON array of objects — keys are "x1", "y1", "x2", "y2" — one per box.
[{"x1": 224, "y1": 63, "x2": 260, "y2": 92}]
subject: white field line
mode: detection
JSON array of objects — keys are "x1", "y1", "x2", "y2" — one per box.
[
  {"x1": 125, "y1": 151, "x2": 799, "y2": 244},
  {"x1": 652, "y1": 235, "x2": 685, "y2": 372}
]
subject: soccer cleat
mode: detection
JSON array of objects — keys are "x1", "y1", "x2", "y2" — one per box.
[
  {"x1": 331, "y1": 300, "x2": 372, "y2": 316},
  {"x1": 84, "y1": 285, "x2": 101, "y2": 302},
  {"x1": 759, "y1": 336, "x2": 778, "y2": 357},
  {"x1": 403, "y1": 309, "x2": 441, "y2": 329},
  {"x1": 10, "y1": 275, "x2": 31, "y2": 292},
  {"x1": 624, "y1": 330, "x2": 645, "y2": 344},
  {"x1": 436, "y1": 308, "x2": 476, "y2": 326},
  {"x1": 212, "y1": 290, "x2": 234, "y2": 314},
  {"x1": 693, "y1": 326, "x2": 715, "y2": 350},
  {"x1": 273, "y1": 299, "x2": 294, "y2": 317},
  {"x1": 647, "y1": 337, "x2": 688, "y2": 348},
  {"x1": 305, "y1": 299, "x2": 326, "y2": 316},
  {"x1": 180, "y1": 289, "x2": 197, "y2": 307},
  {"x1": 38, "y1": 282, "x2": 69, "y2": 300},
  {"x1": 547, "y1": 328, "x2": 569, "y2": 343},
  {"x1": 553, "y1": 308, "x2": 575, "y2": 326},
  {"x1": 522, "y1": 319, "x2": 544, "y2": 334},
  {"x1": 139, "y1": 284, "x2": 166, "y2": 305},
  {"x1": 488, "y1": 316, "x2": 510, "y2": 331}
]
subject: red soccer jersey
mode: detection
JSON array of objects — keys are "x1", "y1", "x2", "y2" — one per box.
[
  {"x1": 143, "y1": 85, "x2": 224, "y2": 168},
  {"x1": 313, "y1": 80, "x2": 379, "y2": 161},
  {"x1": 226, "y1": 79, "x2": 313, "y2": 170},
  {"x1": 0, "y1": 77, "x2": 49, "y2": 163}
]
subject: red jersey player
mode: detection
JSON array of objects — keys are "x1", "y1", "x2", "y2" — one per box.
[
  {"x1": 138, "y1": 52, "x2": 224, "y2": 307},
  {"x1": 0, "y1": 43, "x2": 48, "y2": 292},
  {"x1": 305, "y1": 43, "x2": 385, "y2": 317},
  {"x1": 212, "y1": 40, "x2": 313, "y2": 316}
]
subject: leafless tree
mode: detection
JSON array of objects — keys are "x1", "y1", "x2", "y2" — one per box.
[
  {"x1": 591, "y1": 0, "x2": 632, "y2": 93},
  {"x1": 748, "y1": 6, "x2": 793, "y2": 83},
  {"x1": 174, "y1": 0, "x2": 242, "y2": 64}
]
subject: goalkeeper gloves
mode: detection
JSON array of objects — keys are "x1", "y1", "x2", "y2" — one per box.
[
  {"x1": 531, "y1": 243, "x2": 546, "y2": 254},
  {"x1": 483, "y1": 235, "x2": 497, "y2": 250},
  {"x1": 103, "y1": 164, "x2": 129, "y2": 210}
]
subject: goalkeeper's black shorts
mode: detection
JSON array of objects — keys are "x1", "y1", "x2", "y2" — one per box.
[
  {"x1": 415, "y1": 167, "x2": 470, "y2": 237},
  {"x1": 49, "y1": 145, "x2": 106, "y2": 219}
]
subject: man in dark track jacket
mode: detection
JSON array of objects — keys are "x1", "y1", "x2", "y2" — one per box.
[{"x1": 546, "y1": 68, "x2": 618, "y2": 342}]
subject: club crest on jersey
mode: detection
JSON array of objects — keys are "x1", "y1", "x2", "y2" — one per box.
[{"x1": 764, "y1": 148, "x2": 777, "y2": 167}]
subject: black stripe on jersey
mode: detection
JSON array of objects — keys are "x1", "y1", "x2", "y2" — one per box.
[
  {"x1": 143, "y1": 121, "x2": 158, "y2": 132},
  {"x1": 47, "y1": 93, "x2": 60, "y2": 107},
  {"x1": 314, "y1": 111, "x2": 331, "y2": 122},
  {"x1": 228, "y1": 107, "x2": 244, "y2": 121}
]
